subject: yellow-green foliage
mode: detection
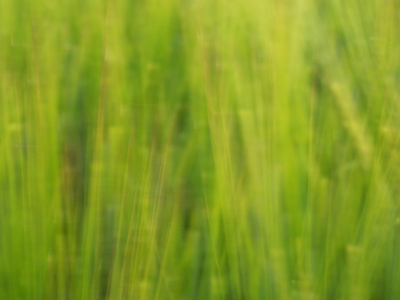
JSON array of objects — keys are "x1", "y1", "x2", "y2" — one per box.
[{"x1": 1, "y1": 0, "x2": 400, "y2": 299}]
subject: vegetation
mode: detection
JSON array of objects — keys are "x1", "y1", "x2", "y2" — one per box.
[{"x1": 1, "y1": 0, "x2": 400, "y2": 299}]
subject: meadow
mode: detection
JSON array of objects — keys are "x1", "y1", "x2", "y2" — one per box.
[{"x1": 1, "y1": 0, "x2": 400, "y2": 299}]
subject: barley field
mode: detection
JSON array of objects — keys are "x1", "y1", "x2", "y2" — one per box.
[{"x1": 1, "y1": 0, "x2": 400, "y2": 299}]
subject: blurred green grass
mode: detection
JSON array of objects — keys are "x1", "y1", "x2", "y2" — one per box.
[{"x1": 1, "y1": 0, "x2": 400, "y2": 299}]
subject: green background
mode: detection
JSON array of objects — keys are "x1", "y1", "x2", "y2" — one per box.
[{"x1": 1, "y1": 0, "x2": 400, "y2": 299}]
